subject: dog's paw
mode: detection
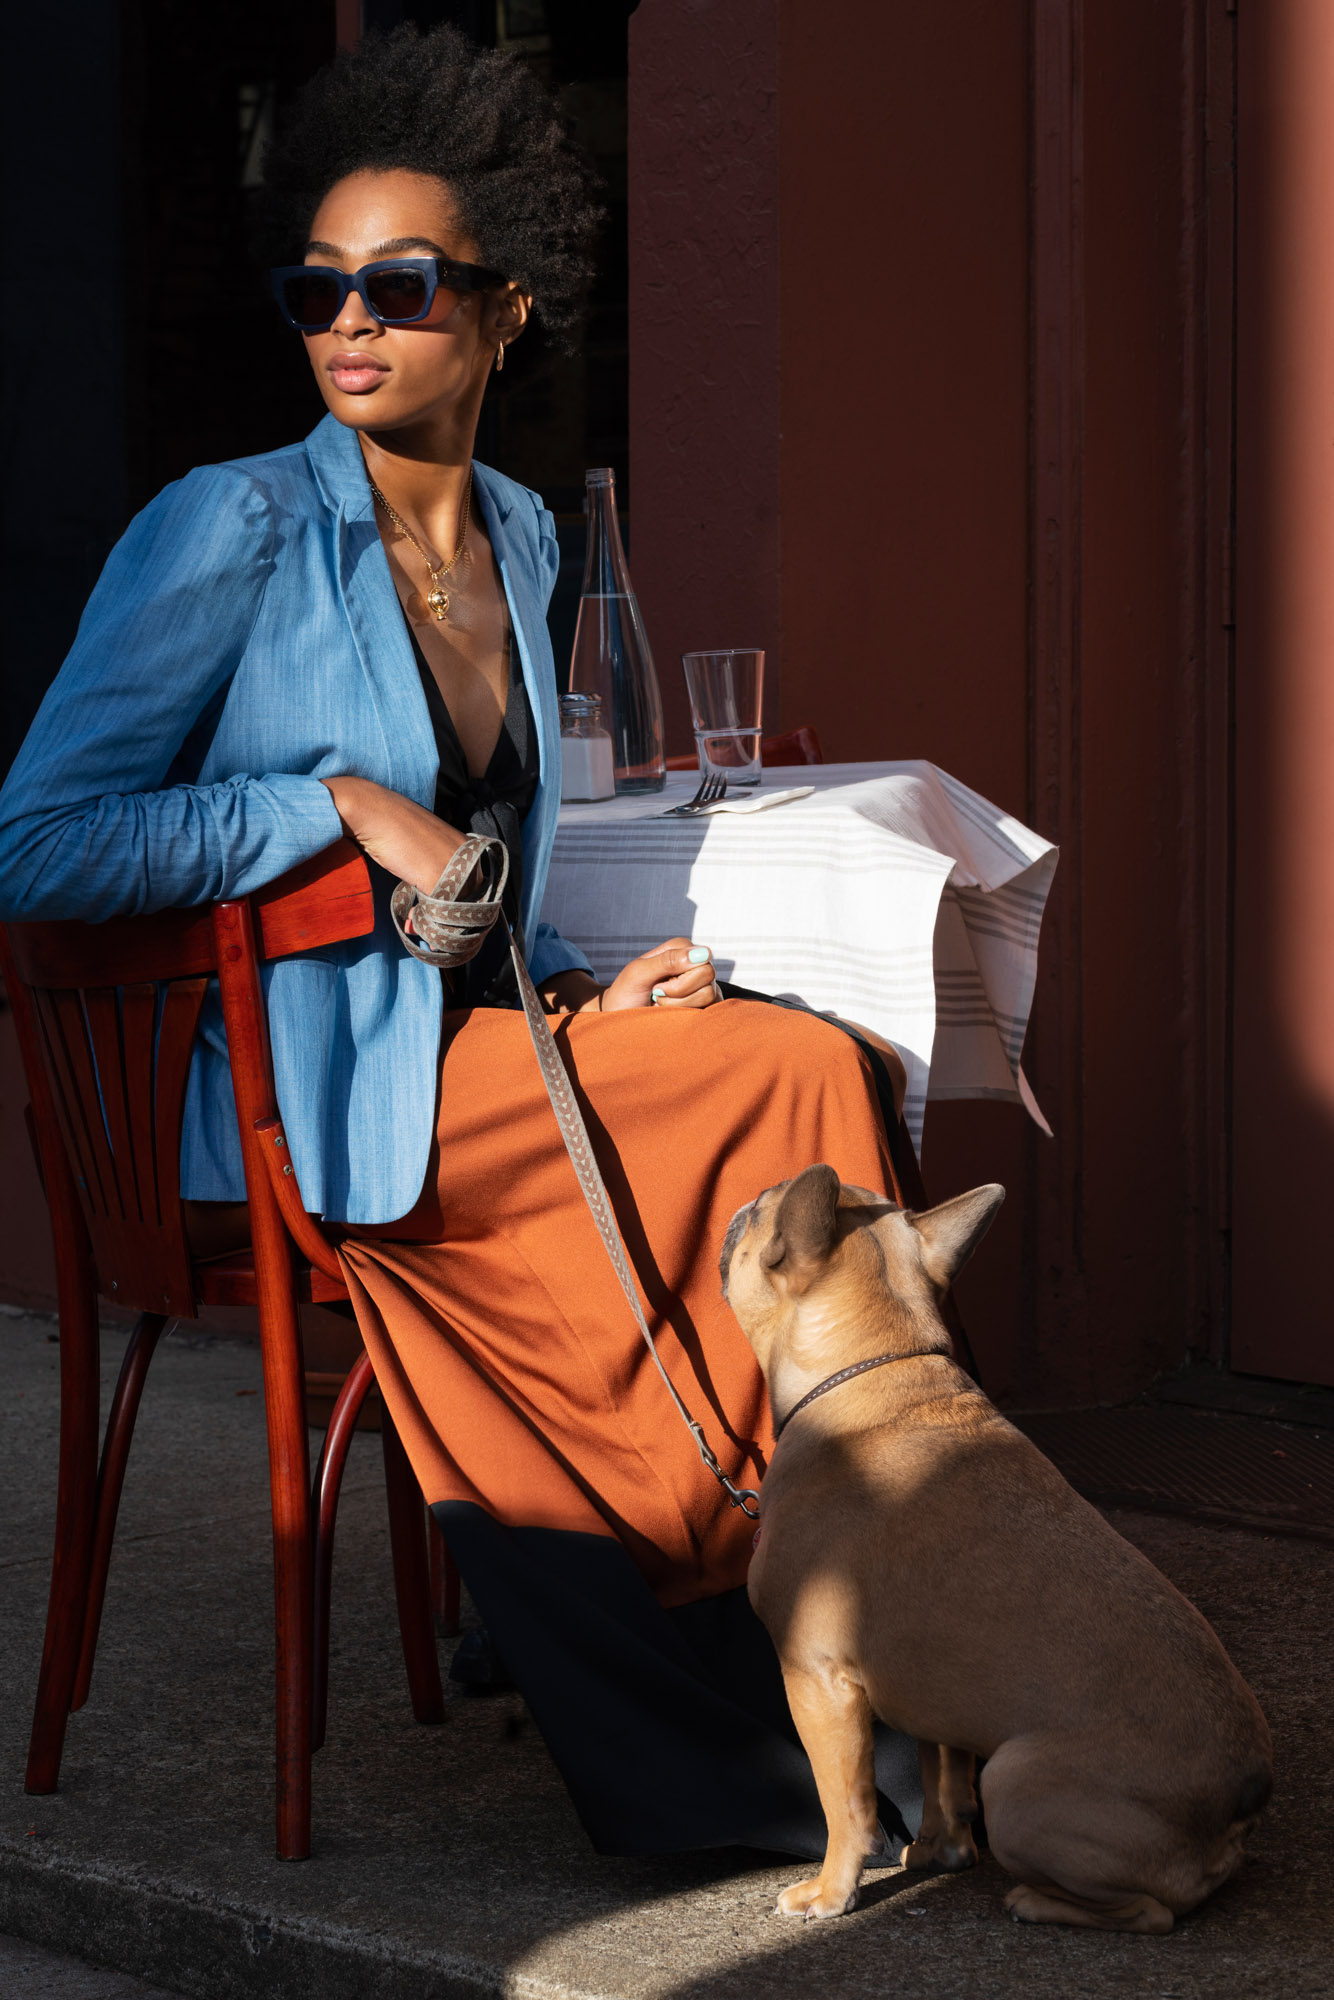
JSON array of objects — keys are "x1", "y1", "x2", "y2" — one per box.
[
  {"x1": 901, "y1": 1831, "x2": 978, "y2": 1873},
  {"x1": 775, "y1": 1875, "x2": 860, "y2": 1920},
  {"x1": 1004, "y1": 1883, "x2": 1175, "y2": 1933}
]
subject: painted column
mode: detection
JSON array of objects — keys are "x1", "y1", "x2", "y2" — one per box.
[{"x1": 1233, "y1": 0, "x2": 1334, "y2": 1381}]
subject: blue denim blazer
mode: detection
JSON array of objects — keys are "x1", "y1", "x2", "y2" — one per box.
[{"x1": 0, "y1": 413, "x2": 591, "y2": 1223}]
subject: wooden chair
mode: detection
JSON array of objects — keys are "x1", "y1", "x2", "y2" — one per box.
[
  {"x1": 1, "y1": 839, "x2": 458, "y2": 1861},
  {"x1": 665, "y1": 722, "x2": 825, "y2": 772}
]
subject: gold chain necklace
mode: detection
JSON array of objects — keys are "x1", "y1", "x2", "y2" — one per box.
[{"x1": 369, "y1": 465, "x2": 473, "y2": 622}]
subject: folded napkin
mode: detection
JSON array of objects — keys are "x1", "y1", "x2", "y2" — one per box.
[{"x1": 696, "y1": 785, "x2": 815, "y2": 815}]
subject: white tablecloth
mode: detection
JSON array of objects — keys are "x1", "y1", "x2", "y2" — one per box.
[{"x1": 544, "y1": 761, "x2": 1058, "y2": 1150}]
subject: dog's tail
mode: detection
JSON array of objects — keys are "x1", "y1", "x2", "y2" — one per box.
[{"x1": 1232, "y1": 1765, "x2": 1272, "y2": 1827}]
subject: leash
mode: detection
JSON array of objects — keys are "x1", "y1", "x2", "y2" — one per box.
[
  {"x1": 774, "y1": 1348, "x2": 944, "y2": 1437},
  {"x1": 392, "y1": 837, "x2": 761, "y2": 1520}
]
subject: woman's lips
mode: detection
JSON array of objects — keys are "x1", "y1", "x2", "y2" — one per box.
[{"x1": 328, "y1": 353, "x2": 389, "y2": 393}]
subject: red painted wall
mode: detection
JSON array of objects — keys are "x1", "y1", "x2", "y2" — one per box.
[
  {"x1": 779, "y1": 2, "x2": 1030, "y2": 794},
  {"x1": 629, "y1": 0, "x2": 1235, "y2": 1403},
  {"x1": 628, "y1": 0, "x2": 782, "y2": 754}
]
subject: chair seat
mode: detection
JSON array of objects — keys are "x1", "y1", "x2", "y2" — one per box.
[{"x1": 195, "y1": 1253, "x2": 349, "y2": 1308}]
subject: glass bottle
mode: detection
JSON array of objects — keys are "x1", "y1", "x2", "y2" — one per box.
[
  {"x1": 559, "y1": 691, "x2": 615, "y2": 801},
  {"x1": 568, "y1": 468, "x2": 666, "y2": 794}
]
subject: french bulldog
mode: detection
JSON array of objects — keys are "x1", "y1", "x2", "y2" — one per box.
[{"x1": 721, "y1": 1165, "x2": 1272, "y2": 1932}]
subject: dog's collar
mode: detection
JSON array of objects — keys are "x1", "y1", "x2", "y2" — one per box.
[{"x1": 774, "y1": 1349, "x2": 942, "y2": 1437}]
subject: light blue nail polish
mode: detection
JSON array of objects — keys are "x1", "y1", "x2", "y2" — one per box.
[
  {"x1": 651, "y1": 987, "x2": 666, "y2": 1002},
  {"x1": 688, "y1": 947, "x2": 711, "y2": 964}
]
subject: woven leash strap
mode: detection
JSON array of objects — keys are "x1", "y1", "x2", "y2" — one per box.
[
  {"x1": 393, "y1": 839, "x2": 760, "y2": 1519},
  {"x1": 390, "y1": 833, "x2": 510, "y2": 967}
]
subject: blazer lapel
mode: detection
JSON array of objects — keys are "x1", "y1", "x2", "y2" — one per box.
[
  {"x1": 472, "y1": 464, "x2": 556, "y2": 795},
  {"x1": 473, "y1": 465, "x2": 563, "y2": 948},
  {"x1": 305, "y1": 415, "x2": 436, "y2": 806}
]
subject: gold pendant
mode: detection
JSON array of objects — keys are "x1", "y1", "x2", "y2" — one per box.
[{"x1": 426, "y1": 585, "x2": 450, "y2": 621}]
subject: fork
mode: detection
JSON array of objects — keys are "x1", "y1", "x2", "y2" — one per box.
[{"x1": 660, "y1": 771, "x2": 728, "y2": 817}]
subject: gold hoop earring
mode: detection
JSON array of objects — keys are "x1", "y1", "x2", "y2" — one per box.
[{"x1": 495, "y1": 340, "x2": 505, "y2": 372}]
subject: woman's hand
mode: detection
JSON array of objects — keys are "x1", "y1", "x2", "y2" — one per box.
[
  {"x1": 602, "y1": 938, "x2": 720, "y2": 1012},
  {"x1": 540, "y1": 940, "x2": 721, "y2": 1015},
  {"x1": 322, "y1": 775, "x2": 467, "y2": 892}
]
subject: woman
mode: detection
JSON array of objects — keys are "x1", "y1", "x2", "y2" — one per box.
[{"x1": 0, "y1": 26, "x2": 918, "y2": 1857}]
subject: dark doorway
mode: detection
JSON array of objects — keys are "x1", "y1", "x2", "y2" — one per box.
[
  {"x1": 383, "y1": 3, "x2": 635, "y2": 670},
  {"x1": 1, "y1": 0, "x2": 632, "y2": 772}
]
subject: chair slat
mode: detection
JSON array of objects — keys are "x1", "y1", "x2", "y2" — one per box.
[
  {"x1": 82, "y1": 988, "x2": 135, "y2": 1224},
  {"x1": 153, "y1": 980, "x2": 207, "y2": 1231},
  {"x1": 30, "y1": 991, "x2": 99, "y2": 1213},
  {"x1": 38, "y1": 992, "x2": 119, "y2": 1220},
  {"x1": 121, "y1": 985, "x2": 160, "y2": 1226}
]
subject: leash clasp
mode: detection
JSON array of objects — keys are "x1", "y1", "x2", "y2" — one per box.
[{"x1": 689, "y1": 1421, "x2": 761, "y2": 1518}]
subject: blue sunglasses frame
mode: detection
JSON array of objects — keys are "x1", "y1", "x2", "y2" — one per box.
[{"x1": 269, "y1": 254, "x2": 508, "y2": 332}]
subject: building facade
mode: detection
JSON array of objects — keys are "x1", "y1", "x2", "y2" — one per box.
[{"x1": 3, "y1": 0, "x2": 1332, "y2": 1403}]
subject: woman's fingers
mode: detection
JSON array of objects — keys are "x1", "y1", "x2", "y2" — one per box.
[
  {"x1": 647, "y1": 942, "x2": 711, "y2": 983},
  {"x1": 650, "y1": 964, "x2": 715, "y2": 1001},
  {"x1": 600, "y1": 939, "x2": 720, "y2": 1011},
  {"x1": 649, "y1": 942, "x2": 720, "y2": 1009},
  {"x1": 651, "y1": 976, "x2": 719, "y2": 1010}
]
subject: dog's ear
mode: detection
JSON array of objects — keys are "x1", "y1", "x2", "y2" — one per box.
[
  {"x1": 910, "y1": 1184, "x2": 1006, "y2": 1288},
  {"x1": 761, "y1": 1164, "x2": 841, "y2": 1286}
]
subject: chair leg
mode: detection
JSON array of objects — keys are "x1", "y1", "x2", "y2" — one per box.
[
  {"x1": 310, "y1": 1351, "x2": 376, "y2": 1753},
  {"x1": 70, "y1": 1313, "x2": 168, "y2": 1712},
  {"x1": 26, "y1": 1246, "x2": 100, "y2": 1794},
  {"x1": 381, "y1": 1411, "x2": 445, "y2": 1724},
  {"x1": 213, "y1": 894, "x2": 322, "y2": 1857},
  {"x1": 429, "y1": 1513, "x2": 461, "y2": 1637},
  {"x1": 252, "y1": 1255, "x2": 314, "y2": 1861}
]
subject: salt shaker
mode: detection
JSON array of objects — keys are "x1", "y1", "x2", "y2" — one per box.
[{"x1": 559, "y1": 691, "x2": 616, "y2": 802}]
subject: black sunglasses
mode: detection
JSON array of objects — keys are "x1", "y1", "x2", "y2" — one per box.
[{"x1": 270, "y1": 254, "x2": 507, "y2": 332}]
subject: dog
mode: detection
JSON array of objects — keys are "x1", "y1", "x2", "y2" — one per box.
[{"x1": 720, "y1": 1165, "x2": 1272, "y2": 1932}]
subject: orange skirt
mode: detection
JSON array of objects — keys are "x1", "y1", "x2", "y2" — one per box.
[{"x1": 339, "y1": 997, "x2": 899, "y2": 1609}]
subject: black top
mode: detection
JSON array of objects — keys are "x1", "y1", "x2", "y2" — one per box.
[{"x1": 406, "y1": 620, "x2": 540, "y2": 1008}]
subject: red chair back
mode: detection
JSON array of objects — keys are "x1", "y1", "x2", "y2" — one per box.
[
  {"x1": 0, "y1": 840, "x2": 374, "y2": 1319},
  {"x1": 664, "y1": 722, "x2": 825, "y2": 771}
]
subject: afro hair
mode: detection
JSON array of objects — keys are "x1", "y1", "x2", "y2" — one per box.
[{"x1": 262, "y1": 23, "x2": 603, "y2": 351}]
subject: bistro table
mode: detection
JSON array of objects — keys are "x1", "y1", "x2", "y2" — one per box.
[{"x1": 544, "y1": 760, "x2": 1058, "y2": 1152}]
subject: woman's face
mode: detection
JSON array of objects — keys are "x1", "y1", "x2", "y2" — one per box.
[{"x1": 299, "y1": 168, "x2": 525, "y2": 435}]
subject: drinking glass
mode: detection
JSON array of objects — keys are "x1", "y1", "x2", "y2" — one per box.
[{"x1": 681, "y1": 649, "x2": 765, "y2": 787}]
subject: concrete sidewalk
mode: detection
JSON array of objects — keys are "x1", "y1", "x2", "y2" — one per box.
[
  {"x1": 2, "y1": 1310, "x2": 1330, "y2": 2000},
  {"x1": 0, "y1": 1930, "x2": 183, "y2": 1998}
]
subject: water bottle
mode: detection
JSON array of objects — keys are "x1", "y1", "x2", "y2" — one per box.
[{"x1": 568, "y1": 468, "x2": 665, "y2": 794}]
